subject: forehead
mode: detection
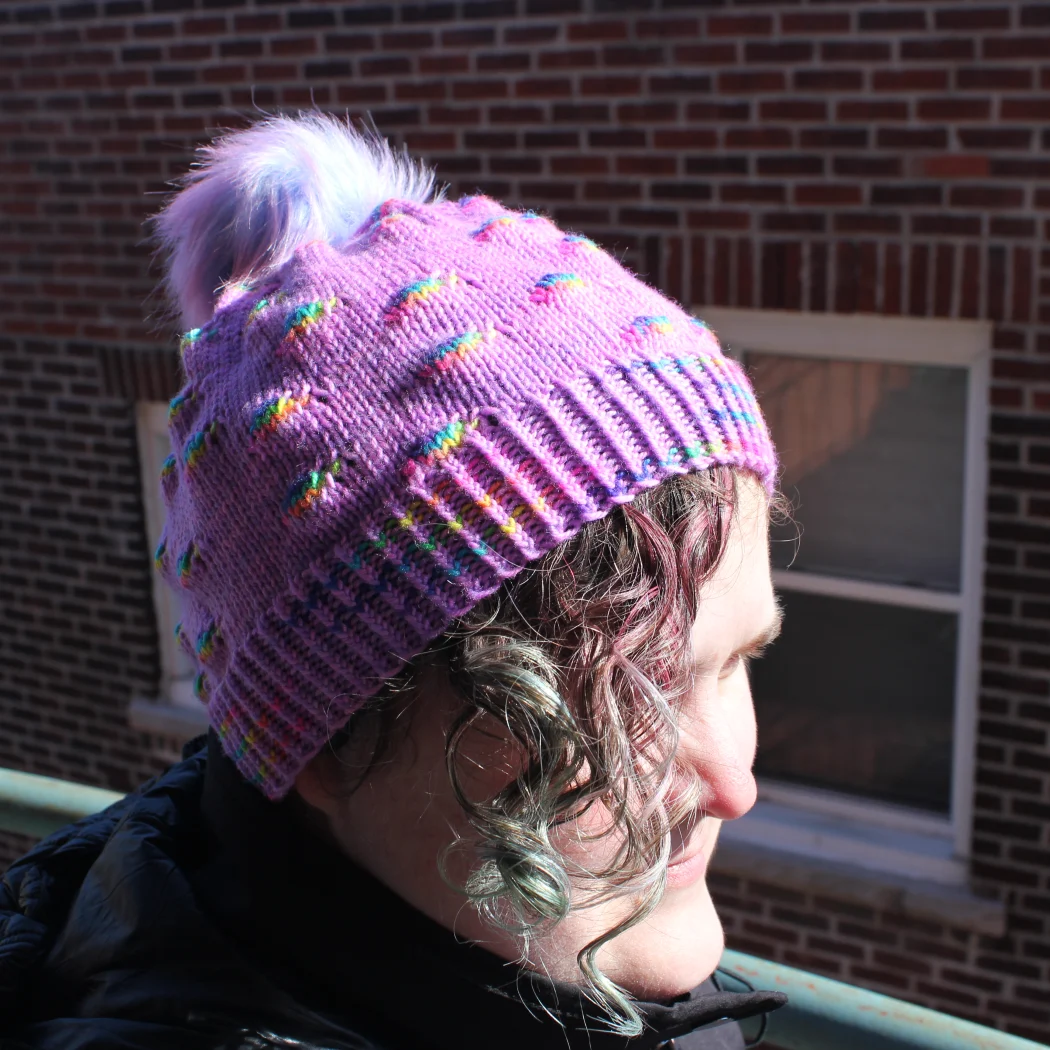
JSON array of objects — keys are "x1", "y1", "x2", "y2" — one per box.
[{"x1": 691, "y1": 477, "x2": 776, "y2": 652}]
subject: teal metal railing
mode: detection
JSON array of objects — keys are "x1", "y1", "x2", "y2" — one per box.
[
  {"x1": 0, "y1": 767, "x2": 1045, "y2": 1050},
  {"x1": 0, "y1": 766, "x2": 123, "y2": 839}
]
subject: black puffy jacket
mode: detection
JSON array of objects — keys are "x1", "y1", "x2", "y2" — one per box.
[{"x1": 0, "y1": 735, "x2": 785, "y2": 1050}]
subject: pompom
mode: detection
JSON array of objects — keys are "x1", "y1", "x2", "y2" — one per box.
[{"x1": 152, "y1": 114, "x2": 439, "y2": 329}]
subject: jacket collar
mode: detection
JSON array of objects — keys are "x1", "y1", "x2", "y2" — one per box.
[{"x1": 193, "y1": 733, "x2": 784, "y2": 1050}]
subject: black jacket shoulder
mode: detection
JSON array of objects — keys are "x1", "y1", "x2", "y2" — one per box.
[{"x1": 0, "y1": 744, "x2": 371, "y2": 1050}]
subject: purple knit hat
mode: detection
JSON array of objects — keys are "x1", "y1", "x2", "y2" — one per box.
[{"x1": 153, "y1": 116, "x2": 777, "y2": 799}]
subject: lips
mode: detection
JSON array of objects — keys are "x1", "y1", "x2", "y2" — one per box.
[{"x1": 666, "y1": 809, "x2": 710, "y2": 886}]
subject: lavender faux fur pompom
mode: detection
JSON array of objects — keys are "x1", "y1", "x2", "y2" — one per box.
[{"x1": 153, "y1": 114, "x2": 439, "y2": 329}]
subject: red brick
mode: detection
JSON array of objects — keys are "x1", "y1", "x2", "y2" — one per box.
[
  {"x1": 419, "y1": 53, "x2": 468, "y2": 74},
  {"x1": 986, "y1": 36, "x2": 1050, "y2": 59},
  {"x1": 478, "y1": 51, "x2": 531, "y2": 72},
  {"x1": 951, "y1": 185, "x2": 1026, "y2": 208},
  {"x1": 719, "y1": 71, "x2": 785, "y2": 94},
  {"x1": 795, "y1": 184, "x2": 862, "y2": 206},
  {"x1": 744, "y1": 41, "x2": 812, "y2": 63},
  {"x1": 720, "y1": 183, "x2": 785, "y2": 204},
  {"x1": 636, "y1": 18, "x2": 700, "y2": 39},
  {"x1": 579, "y1": 75, "x2": 638, "y2": 96},
  {"x1": 937, "y1": 6, "x2": 1011, "y2": 29},
  {"x1": 617, "y1": 102, "x2": 676, "y2": 123},
  {"x1": 960, "y1": 127, "x2": 1034, "y2": 150},
  {"x1": 515, "y1": 77, "x2": 571, "y2": 98},
  {"x1": 759, "y1": 154, "x2": 824, "y2": 176},
  {"x1": 759, "y1": 99, "x2": 827, "y2": 121},
  {"x1": 708, "y1": 15, "x2": 771, "y2": 36},
  {"x1": 549, "y1": 155, "x2": 605, "y2": 175},
  {"x1": 1002, "y1": 98, "x2": 1050, "y2": 120},
  {"x1": 924, "y1": 154, "x2": 990, "y2": 178},
  {"x1": 725, "y1": 127, "x2": 792, "y2": 149},
  {"x1": 504, "y1": 24, "x2": 558, "y2": 45},
  {"x1": 958, "y1": 67, "x2": 1033, "y2": 91},
  {"x1": 536, "y1": 48, "x2": 594, "y2": 70},
  {"x1": 615, "y1": 155, "x2": 677, "y2": 177},
  {"x1": 566, "y1": 20, "x2": 627, "y2": 42},
  {"x1": 653, "y1": 129, "x2": 716, "y2": 150},
  {"x1": 795, "y1": 69, "x2": 863, "y2": 91},
  {"x1": 782, "y1": 12, "x2": 850, "y2": 34},
  {"x1": 837, "y1": 100, "x2": 908, "y2": 121},
  {"x1": 674, "y1": 43, "x2": 738, "y2": 65},
  {"x1": 686, "y1": 210, "x2": 751, "y2": 231},
  {"x1": 874, "y1": 68, "x2": 948, "y2": 91},
  {"x1": 878, "y1": 127, "x2": 949, "y2": 149},
  {"x1": 908, "y1": 40, "x2": 978, "y2": 64},
  {"x1": 918, "y1": 97, "x2": 992, "y2": 121},
  {"x1": 451, "y1": 79, "x2": 507, "y2": 101},
  {"x1": 686, "y1": 101, "x2": 750, "y2": 121},
  {"x1": 603, "y1": 45, "x2": 663, "y2": 67}
]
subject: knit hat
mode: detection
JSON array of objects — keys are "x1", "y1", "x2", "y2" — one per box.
[{"x1": 152, "y1": 115, "x2": 777, "y2": 799}]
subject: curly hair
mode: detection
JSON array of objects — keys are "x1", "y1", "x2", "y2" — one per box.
[{"x1": 335, "y1": 466, "x2": 742, "y2": 1035}]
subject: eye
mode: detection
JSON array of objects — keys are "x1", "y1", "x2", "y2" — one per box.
[{"x1": 718, "y1": 653, "x2": 743, "y2": 680}]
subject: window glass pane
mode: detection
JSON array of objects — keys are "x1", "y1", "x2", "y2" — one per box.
[
  {"x1": 750, "y1": 590, "x2": 956, "y2": 813},
  {"x1": 745, "y1": 355, "x2": 968, "y2": 592}
]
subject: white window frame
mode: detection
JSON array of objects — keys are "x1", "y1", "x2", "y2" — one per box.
[
  {"x1": 700, "y1": 307, "x2": 990, "y2": 885},
  {"x1": 136, "y1": 402, "x2": 200, "y2": 713}
]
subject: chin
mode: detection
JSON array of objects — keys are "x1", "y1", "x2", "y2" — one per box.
[{"x1": 605, "y1": 874, "x2": 727, "y2": 1002}]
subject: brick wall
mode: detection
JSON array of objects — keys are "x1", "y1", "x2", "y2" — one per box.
[{"x1": 1, "y1": 0, "x2": 1048, "y2": 1040}]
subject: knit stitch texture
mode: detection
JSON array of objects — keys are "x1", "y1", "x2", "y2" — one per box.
[{"x1": 154, "y1": 193, "x2": 777, "y2": 798}]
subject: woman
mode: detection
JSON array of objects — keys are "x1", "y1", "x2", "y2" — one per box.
[{"x1": 0, "y1": 115, "x2": 785, "y2": 1049}]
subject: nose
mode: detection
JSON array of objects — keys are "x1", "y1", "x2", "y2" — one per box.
[{"x1": 676, "y1": 685, "x2": 758, "y2": 822}]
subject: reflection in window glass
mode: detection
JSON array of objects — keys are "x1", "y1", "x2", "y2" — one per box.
[
  {"x1": 750, "y1": 590, "x2": 956, "y2": 813},
  {"x1": 745, "y1": 355, "x2": 968, "y2": 592}
]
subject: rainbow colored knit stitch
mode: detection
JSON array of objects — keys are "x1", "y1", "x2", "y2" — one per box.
[
  {"x1": 246, "y1": 293, "x2": 285, "y2": 326},
  {"x1": 385, "y1": 274, "x2": 458, "y2": 323},
  {"x1": 420, "y1": 330, "x2": 489, "y2": 378},
  {"x1": 624, "y1": 315, "x2": 674, "y2": 343},
  {"x1": 364, "y1": 200, "x2": 407, "y2": 238},
  {"x1": 283, "y1": 297, "x2": 338, "y2": 341},
  {"x1": 177, "y1": 543, "x2": 200, "y2": 583},
  {"x1": 472, "y1": 210, "x2": 539, "y2": 241},
  {"x1": 194, "y1": 672, "x2": 208, "y2": 701},
  {"x1": 250, "y1": 393, "x2": 310, "y2": 438},
  {"x1": 414, "y1": 419, "x2": 478, "y2": 466},
  {"x1": 183, "y1": 423, "x2": 217, "y2": 470},
  {"x1": 153, "y1": 539, "x2": 166, "y2": 570},
  {"x1": 179, "y1": 328, "x2": 202, "y2": 355},
  {"x1": 196, "y1": 621, "x2": 220, "y2": 661},
  {"x1": 168, "y1": 390, "x2": 194, "y2": 422},
  {"x1": 160, "y1": 454, "x2": 176, "y2": 479},
  {"x1": 284, "y1": 459, "x2": 342, "y2": 517},
  {"x1": 560, "y1": 234, "x2": 598, "y2": 254},
  {"x1": 530, "y1": 273, "x2": 583, "y2": 305}
]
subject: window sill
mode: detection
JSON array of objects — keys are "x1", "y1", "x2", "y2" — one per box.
[
  {"x1": 713, "y1": 828, "x2": 1005, "y2": 937},
  {"x1": 128, "y1": 697, "x2": 209, "y2": 740}
]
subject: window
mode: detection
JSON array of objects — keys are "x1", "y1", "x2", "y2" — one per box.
[
  {"x1": 135, "y1": 402, "x2": 201, "y2": 716},
  {"x1": 702, "y1": 309, "x2": 990, "y2": 884}
]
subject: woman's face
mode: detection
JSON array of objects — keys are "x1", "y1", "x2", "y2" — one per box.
[{"x1": 297, "y1": 476, "x2": 778, "y2": 1002}]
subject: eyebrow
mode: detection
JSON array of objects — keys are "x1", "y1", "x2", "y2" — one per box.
[{"x1": 737, "y1": 606, "x2": 784, "y2": 659}]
